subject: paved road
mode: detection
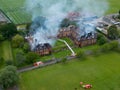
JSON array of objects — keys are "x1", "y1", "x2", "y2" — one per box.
[{"x1": 18, "y1": 56, "x2": 77, "y2": 73}]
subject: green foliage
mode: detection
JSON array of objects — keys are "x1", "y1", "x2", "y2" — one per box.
[
  {"x1": 92, "y1": 47, "x2": 101, "y2": 56},
  {"x1": 61, "y1": 57, "x2": 67, "y2": 64},
  {"x1": 60, "y1": 18, "x2": 77, "y2": 28},
  {"x1": 98, "y1": 37, "x2": 107, "y2": 45},
  {"x1": 77, "y1": 51, "x2": 86, "y2": 59},
  {"x1": 26, "y1": 52, "x2": 39, "y2": 64},
  {"x1": 0, "y1": 34, "x2": 4, "y2": 41},
  {"x1": 26, "y1": 23, "x2": 32, "y2": 30},
  {"x1": 23, "y1": 42, "x2": 30, "y2": 53},
  {"x1": 0, "y1": 57, "x2": 4, "y2": 65},
  {"x1": 108, "y1": 25, "x2": 119, "y2": 40},
  {"x1": 97, "y1": 33, "x2": 108, "y2": 45},
  {"x1": 109, "y1": 41, "x2": 119, "y2": 50},
  {"x1": 0, "y1": 65, "x2": 19, "y2": 89},
  {"x1": 101, "y1": 41, "x2": 119, "y2": 52},
  {"x1": 16, "y1": 52, "x2": 26, "y2": 67},
  {"x1": 20, "y1": 53, "x2": 120, "y2": 90},
  {"x1": 17, "y1": 30, "x2": 26, "y2": 36},
  {"x1": 5, "y1": 60, "x2": 14, "y2": 66},
  {"x1": 0, "y1": 0, "x2": 31, "y2": 24},
  {"x1": 12, "y1": 34, "x2": 24, "y2": 48},
  {"x1": 0, "y1": 23, "x2": 17, "y2": 39}
]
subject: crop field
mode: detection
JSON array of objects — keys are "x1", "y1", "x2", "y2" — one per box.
[
  {"x1": 0, "y1": 0, "x2": 31, "y2": 24},
  {"x1": 0, "y1": 0, "x2": 119, "y2": 24}
]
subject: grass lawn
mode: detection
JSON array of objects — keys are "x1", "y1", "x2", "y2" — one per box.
[
  {"x1": 20, "y1": 52, "x2": 120, "y2": 90},
  {"x1": 1, "y1": 41, "x2": 13, "y2": 61},
  {"x1": 106, "y1": 0, "x2": 120, "y2": 14}
]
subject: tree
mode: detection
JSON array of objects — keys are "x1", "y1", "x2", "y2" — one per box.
[
  {"x1": 12, "y1": 34, "x2": 24, "y2": 48},
  {"x1": 23, "y1": 42, "x2": 30, "y2": 53},
  {"x1": 97, "y1": 34, "x2": 108, "y2": 45},
  {"x1": 26, "y1": 52, "x2": 39, "y2": 64},
  {"x1": 0, "y1": 65, "x2": 19, "y2": 89},
  {"x1": 0, "y1": 23, "x2": 17, "y2": 39},
  {"x1": 16, "y1": 52, "x2": 26, "y2": 67},
  {"x1": 108, "y1": 25, "x2": 119, "y2": 40}
]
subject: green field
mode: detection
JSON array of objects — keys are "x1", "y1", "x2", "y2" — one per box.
[
  {"x1": 0, "y1": 0, "x2": 31, "y2": 24},
  {"x1": 0, "y1": 41, "x2": 13, "y2": 61},
  {"x1": 0, "y1": 0, "x2": 119, "y2": 24},
  {"x1": 20, "y1": 52, "x2": 120, "y2": 90}
]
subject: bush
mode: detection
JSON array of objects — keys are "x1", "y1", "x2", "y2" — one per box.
[
  {"x1": 108, "y1": 25, "x2": 119, "y2": 40},
  {"x1": 0, "y1": 65, "x2": 19, "y2": 89},
  {"x1": 77, "y1": 51, "x2": 86, "y2": 60},
  {"x1": 97, "y1": 33, "x2": 108, "y2": 45},
  {"x1": 16, "y1": 52, "x2": 26, "y2": 67},
  {"x1": 109, "y1": 41, "x2": 119, "y2": 51},
  {"x1": 5, "y1": 60, "x2": 14, "y2": 66},
  {"x1": 101, "y1": 43, "x2": 111, "y2": 52},
  {"x1": 101, "y1": 41, "x2": 119, "y2": 52},
  {"x1": 26, "y1": 52, "x2": 39, "y2": 64},
  {"x1": 23, "y1": 42, "x2": 30, "y2": 53},
  {"x1": 61, "y1": 57, "x2": 67, "y2": 64}
]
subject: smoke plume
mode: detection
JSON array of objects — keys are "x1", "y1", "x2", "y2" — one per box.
[{"x1": 25, "y1": 0, "x2": 108, "y2": 49}]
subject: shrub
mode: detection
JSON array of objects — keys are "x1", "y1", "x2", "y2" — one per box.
[
  {"x1": 77, "y1": 51, "x2": 86, "y2": 60},
  {"x1": 61, "y1": 57, "x2": 67, "y2": 64},
  {"x1": 5, "y1": 60, "x2": 14, "y2": 66},
  {"x1": 97, "y1": 33, "x2": 108, "y2": 45},
  {"x1": 26, "y1": 52, "x2": 39, "y2": 64},
  {"x1": 16, "y1": 52, "x2": 26, "y2": 67},
  {"x1": 109, "y1": 41, "x2": 119, "y2": 51},
  {"x1": 23, "y1": 42, "x2": 30, "y2": 53},
  {"x1": 101, "y1": 41, "x2": 119, "y2": 52}
]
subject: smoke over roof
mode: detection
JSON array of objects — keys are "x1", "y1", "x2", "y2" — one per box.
[{"x1": 25, "y1": 0, "x2": 108, "y2": 49}]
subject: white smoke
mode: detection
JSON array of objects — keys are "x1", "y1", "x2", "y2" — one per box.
[{"x1": 25, "y1": 0, "x2": 108, "y2": 49}]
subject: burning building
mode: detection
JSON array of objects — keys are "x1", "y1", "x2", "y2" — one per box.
[
  {"x1": 73, "y1": 32, "x2": 97, "y2": 47},
  {"x1": 34, "y1": 43, "x2": 52, "y2": 56},
  {"x1": 57, "y1": 25, "x2": 77, "y2": 38},
  {"x1": 25, "y1": 35, "x2": 52, "y2": 56},
  {"x1": 57, "y1": 25, "x2": 97, "y2": 47},
  {"x1": 67, "y1": 12, "x2": 81, "y2": 21}
]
